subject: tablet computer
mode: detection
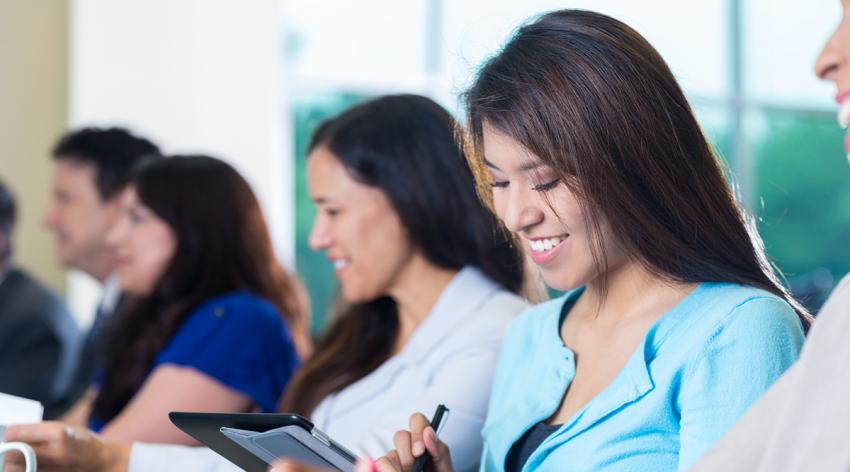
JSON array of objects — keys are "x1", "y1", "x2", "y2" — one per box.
[{"x1": 169, "y1": 412, "x2": 357, "y2": 472}]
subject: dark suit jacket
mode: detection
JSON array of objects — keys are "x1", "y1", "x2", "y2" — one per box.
[{"x1": 0, "y1": 268, "x2": 81, "y2": 418}]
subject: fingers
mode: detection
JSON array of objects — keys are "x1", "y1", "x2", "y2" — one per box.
[
  {"x1": 407, "y1": 413, "x2": 431, "y2": 459},
  {"x1": 374, "y1": 455, "x2": 401, "y2": 472},
  {"x1": 4, "y1": 422, "x2": 65, "y2": 445},
  {"x1": 1, "y1": 449, "x2": 25, "y2": 467},
  {"x1": 422, "y1": 427, "x2": 454, "y2": 472},
  {"x1": 354, "y1": 458, "x2": 378, "y2": 472},
  {"x1": 392, "y1": 430, "x2": 416, "y2": 470}
]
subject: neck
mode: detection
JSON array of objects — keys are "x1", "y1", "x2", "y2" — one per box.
[
  {"x1": 83, "y1": 252, "x2": 115, "y2": 284},
  {"x1": 389, "y1": 258, "x2": 459, "y2": 354},
  {"x1": 581, "y1": 260, "x2": 693, "y2": 324}
]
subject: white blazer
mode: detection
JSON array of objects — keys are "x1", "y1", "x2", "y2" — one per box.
[{"x1": 128, "y1": 267, "x2": 528, "y2": 471}]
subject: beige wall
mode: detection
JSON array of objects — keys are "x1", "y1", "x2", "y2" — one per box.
[{"x1": 0, "y1": 1, "x2": 68, "y2": 292}]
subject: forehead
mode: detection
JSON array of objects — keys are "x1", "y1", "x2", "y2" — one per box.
[
  {"x1": 54, "y1": 158, "x2": 97, "y2": 185},
  {"x1": 306, "y1": 146, "x2": 385, "y2": 202},
  {"x1": 306, "y1": 146, "x2": 353, "y2": 191},
  {"x1": 481, "y1": 125, "x2": 544, "y2": 172}
]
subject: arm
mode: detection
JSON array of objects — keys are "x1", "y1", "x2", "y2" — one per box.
[
  {"x1": 3, "y1": 422, "x2": 130, "y2": 472},
  {"x1": 99, "y1": 365, "x2": 252, "y2": 444},
  {"x1": 343, "y1": 345, "x2": 499, "y2": 471},
  {"x1": 677, "y1": 297, "x2": 804, "y2": 469},
  {"x1": 687, "y1": 362, "x2": 802, "y2": 471},
  {"x1": 59, "y1": 387, "x2": 97, "y2": 427}
]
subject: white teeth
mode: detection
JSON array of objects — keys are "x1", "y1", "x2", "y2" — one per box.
[
  {"x1": 334, "y1": 259, "x2": 349, "y2": 270},
  {"x1": 839, "y1": 100, "x2": 850, "y2": 129},
  {"x1": 528, "y1": 236, "x2": 566, "y2": 253}
]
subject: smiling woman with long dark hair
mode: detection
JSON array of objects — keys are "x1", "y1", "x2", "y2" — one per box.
[
  {"x1": 66, "y1": 155, "x2": 311, "y2": 444},
  {"x1": 3, "y1": 96, "x2": 530, "y2": 472},
  {"x1": 377, "y1": 10, "x2": 810, "y2": 472}
]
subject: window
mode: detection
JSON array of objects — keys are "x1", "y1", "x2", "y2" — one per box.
[{"x1": 283, "y1": 1, "x2": 844, "y2": 329}]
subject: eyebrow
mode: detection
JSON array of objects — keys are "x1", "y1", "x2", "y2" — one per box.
[
  {"x1": 483, "y1": 158, "x2": 544, "y2": 172},
  {"x1": 311, "y1": 196, "x2": 335, "y2": 205}
]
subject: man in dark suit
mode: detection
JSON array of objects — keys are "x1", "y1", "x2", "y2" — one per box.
[
  {"x1": 42, "y1": 127, "x2": 162, "y2": 414},
  {"x1": 0, "y1": 182, "x2": 80, "y2": 418}
]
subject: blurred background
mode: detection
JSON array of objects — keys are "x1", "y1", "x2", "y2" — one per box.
[{"x1": 1, "y1": 0, "x2": 845, "y2": 334}]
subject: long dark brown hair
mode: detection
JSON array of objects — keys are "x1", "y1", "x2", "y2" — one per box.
[
  {"x1": 279, "y1": 94, "x2": 525, "y2": 416},
  {"x1": 462, "y1": 10, "x2": 812, "y2": 327},
  {"x1": 91, "y1": 155, "x2": 311, "y2": 424}
]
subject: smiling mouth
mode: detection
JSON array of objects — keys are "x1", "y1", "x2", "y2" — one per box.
[{"x1": 528, "y1": 235, "x2": 568, "y2": 253}]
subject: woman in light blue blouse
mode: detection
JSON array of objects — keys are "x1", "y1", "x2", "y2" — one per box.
[{"x1": 374, "y1": 10, "x2": 812, "y2": 472}]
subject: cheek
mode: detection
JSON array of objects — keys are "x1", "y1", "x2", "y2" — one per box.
[
  {"x1": 491, "y1": 192, "x2": 509, "y2": 224},
  {"x1": 135, "y1": 233, "x2": 175, "y2": 278}
]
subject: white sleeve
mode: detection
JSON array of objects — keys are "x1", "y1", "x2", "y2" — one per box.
[
  {"x1": 129, "y1": 443, "x2": 242, "y2": 472},
  {"x1": 346, "y1": 343, "x2": 500, "y2": 472}
]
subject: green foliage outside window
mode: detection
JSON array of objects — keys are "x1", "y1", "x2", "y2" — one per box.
[
  {"x1": 754, "y1": 111, "x2": 850, "y2": 311},
  {"x1": 293, "y1": 92, "x2": 371, "y2": 334}
]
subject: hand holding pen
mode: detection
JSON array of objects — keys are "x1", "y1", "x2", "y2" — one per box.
[
  {"x1": 377, "y1": 405, "x2": 454, "y2": 472},
  {"x1": 270, "y1": 405, "x2": 454, "y2": 472}
]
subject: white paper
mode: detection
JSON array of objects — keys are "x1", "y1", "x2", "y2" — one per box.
[{"x1": 0, "y1": 392, "x2": 43, "y2": 426}]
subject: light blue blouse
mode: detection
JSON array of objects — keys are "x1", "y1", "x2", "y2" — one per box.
[{"x1": 481, "y1": 283, "x2": 805, "y2": 471}]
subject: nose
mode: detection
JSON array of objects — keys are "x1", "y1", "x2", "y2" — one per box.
[
  {"x1": 495, "y1": 186, "x2": 544, "y2": 235},
  {"x1": 815, "y1": 27, "x2": 842, "y2": 82},
  {"x1": 308, "y1": 216, "x2": 332, "y2": 252}
]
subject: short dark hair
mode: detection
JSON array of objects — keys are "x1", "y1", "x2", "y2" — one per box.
[
  {"x1": 52, "y1": 127, "x2": 162, "y2": 201},
  {"x1": 0, "y1": 181, "x2": 16, "y2": 261}
]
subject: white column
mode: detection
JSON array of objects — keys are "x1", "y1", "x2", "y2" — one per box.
[{"x1": 68, "y1": 0, "x2": 292, "y2": 323}]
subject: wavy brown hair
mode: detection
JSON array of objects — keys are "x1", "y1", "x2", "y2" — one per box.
[
  {"x1": 279, "y1": 95, "x2": 525, "y2": 416},
  {"x1": 461, "y1": 10, "x2": 812, "y2": 327},
  {"x1": 90, "y1": 155, "x2": 311, "y2": 424}
]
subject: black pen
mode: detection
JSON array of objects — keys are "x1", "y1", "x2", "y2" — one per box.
[{"x1": 411, "y1": 404, "x2": 449, "y2": 472}]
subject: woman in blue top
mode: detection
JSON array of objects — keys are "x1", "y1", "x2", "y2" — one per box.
[
  {"x1": 370, "y1": 10, "x2": 812, "y2": 472},
  {"x1": 63, "y1": 155, "x2": 311, "y2": 444}
]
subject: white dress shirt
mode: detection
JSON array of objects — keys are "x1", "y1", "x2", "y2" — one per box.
[{"x1": 128, "y1": 267, "x2": 528, "y2": 471}]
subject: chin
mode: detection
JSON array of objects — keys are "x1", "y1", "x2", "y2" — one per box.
[
  {"x1": 541, "y1": 270, "x2": 590, "y2": 293},
  {"x1": 340, "y1": 285, "x2": 384, "y2": 305}
]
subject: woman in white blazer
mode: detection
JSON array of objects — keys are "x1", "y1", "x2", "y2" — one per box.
[{"x1": 6, "y1": 95, "x2": 530, "y2": 472}]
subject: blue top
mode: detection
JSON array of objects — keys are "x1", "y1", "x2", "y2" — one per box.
[
  {"x1": 89, "y1": 291, "x2": 300, "y2": 431},
  {"x1": 480, "y1": 283, "x2": 805, "y2": 471}
]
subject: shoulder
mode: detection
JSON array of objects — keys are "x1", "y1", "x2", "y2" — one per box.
[
  {"x1": 0, "y1": 269, "x2": 74, "y2": 331},
  {"x1": 473, "y1": 289, "x2": 529, "y2": 330},
  {"x1": 446, "y1": 268, "x2": 530, "y2": 337},
  {"x1": 158, "y1": 291, "x2": 296, "y2": 367},
  {"x1": 675, "y1": 284, "x2": 804, "y2": 375},
  {"x1": 695, "y1": 283, "x2": 802, "y2": 341},
  {"x1": 165, "y1": 292, "x2": 291, "y2": 355},
  {"x1": 1, "y1": 269, "x2": 67, "y2": 313},
  {"x1": 184, "y1": 291, "x2": 285, "y2": 332}
]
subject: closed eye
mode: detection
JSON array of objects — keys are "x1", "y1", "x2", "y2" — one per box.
[
  {"x1": 532, "y1": 179, "x2": 560, "y2": 192},
  {"x1": 490, "y1": 180, "x2": 509, "y2": 189}
]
